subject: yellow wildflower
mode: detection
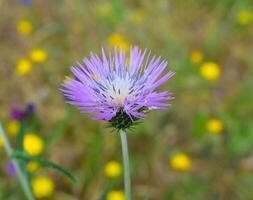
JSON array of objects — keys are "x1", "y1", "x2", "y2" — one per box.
[
  {"x1": 170, "y1": 153, "x2": 192, "y2": 172},
  {"x1": 96, "y1": 3, "x2": 112, "y2": 17},
  {"x1": 27, "y1": 161, "x2": 40, "y2": 173},
  {"x1": 200, "y1": 62, "x2": 220, "y2": 80},
  {"x1": 107, "y1": 33, "x2": 129, "y2": 52},
  {"x1": 72, "y1": 21, "x2": 84, "y2": 33},
  {"x1": 32, "y1": 176, "x2": 55, "y2": 198},
  {"x1": 189, "y1": 50, "x2": 203, "y2": 64},
  {"x1": 6, "y1": 120, "x2": 20, "y2": 136},
  {"x1": 30, "y1": 48, "x2": 48, "y2": 63},
  {"x1": 106, "y1": 190, "x2": 125, "y2": 200},
  {"x1": 16, "y1": 59, "x2": 32, "y2": 76},
  {"x1": 207, "y1": 118, "x2": 224, "y2": 134},
  {"x1": 130, "y1": 11, "x2": 144, "y2": 24},
  {"x1": 237, "y1": 10, "x2": 252, "y2": 25},
  {"x1": 0, "y1": 136, "x2": 3, "y2": 148},
  {"x1": 104, "y1": 161, "x2": 122, "y2": 178},
  {"x1": 16, "y1": 20, "x2": 32, "y2": 35},
  {"x1": 23, "y1": 133, "x2": 44, "y2": 156}
]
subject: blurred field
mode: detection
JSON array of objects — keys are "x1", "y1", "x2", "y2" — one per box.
[{"x1": 0, "y1": 0, "x2": 253, "y2": 200}]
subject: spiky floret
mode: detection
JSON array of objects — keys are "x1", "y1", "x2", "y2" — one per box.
[{"x1": 61, "y1": 46, "x2": 174, "y2": 129}]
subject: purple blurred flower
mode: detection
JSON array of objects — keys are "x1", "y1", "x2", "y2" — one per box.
[
  {"x1": 9, "y1": 103, "x2": 36, "y2": 121},
  {"x1": 61, "y1": 46, "x2": 174, "y2": 129},
  {"x1": 19, "y1": 0, "x2": 32, "y2": 6},
  {"x1": 9, "y1": 107, "x2": 24, "y2": 120},
  {"x1": 7, "y1": 161, "x2": 16, "y2": 176},
  {"x1": 25, "y1": 103, "x2": 35, "y2": 116}
]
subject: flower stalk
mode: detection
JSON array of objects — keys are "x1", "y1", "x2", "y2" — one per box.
[
  {"x1": 120, "y1": 129, "x2": 131, "y2": 200},
  {"x1": 0, "y1": 122, "x2": 35, "y2": 200}
]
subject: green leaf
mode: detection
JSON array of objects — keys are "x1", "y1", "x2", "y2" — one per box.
[
  {"x1": 16, "y1": 121, "x2": 27, "y2": 151},
  {"x1": 16, "y1": 122, "x2": 30, "y2": 179},
  {"x1": 12, "y1": 151, "x2": 76, "y2": 182},
  {"x1": 191, "y1": 112, "x2": 208, "y2": 138}
]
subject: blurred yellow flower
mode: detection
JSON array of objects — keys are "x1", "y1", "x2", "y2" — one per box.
[
  {"x1": 170, "y1": 153, "x2": 192, "y2": 172},
  {"x1": 189, "y1": 50, "x2": 203, "y2": 64},
  {"x1": 32, "y1": 176, "x2": 55, "y2": 198},
  {"x1": 16, "y1": 20, "x2": 32, "y2": 35},
  {"x1": 16, "y1": 59, "x2": 32, "y2": 76},
  {"x1": 104, "y1": 161, "x2": 122, "y2": 178},
  {"x1": 27, "y1": 161, "x2": 40, "y2": 173},
  {"x1": 107, "y1": 33, "x2": 130, "y2": 52},
  {"x1": 237, "y1": 10, "x2": 252, "y2": 25},
  {"x1": 200, "y1": 62, "x2": 220, "y2": 80},
  {"x1": 0, "y1": 136, "x2": 3, "y2": 148},
  {"x1": 96, "y1": 3, "x2": 112, "y2": 17},
  {"x1": 6, "y1": 120, "x2": 20, "y2": 136},
  {"x1": 106, "y1": 190, "x2": 125, "y2": 200},
  {"x1": 30, "y1": 49, "x2": 48, "y2": 63},
  {"x1": 130, "y1": 11, "x2": 144, "y2": 24},
  {"x1": 207, "y1": 118, "x2": 224, "y2": 134},
  {"x1": 23, "y1": 133, "x2": 44, "y2": 156},
  {"x1": 71, "y1": 21, "x2": 84, "y2": 34}
]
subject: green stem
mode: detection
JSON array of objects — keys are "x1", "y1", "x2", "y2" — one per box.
[
  {"x1": 0, "y1": 122, "x2": 35, "y2": 200},
  {"x1": 120, "y1": 129, "x2": 131, "y2": 200}
]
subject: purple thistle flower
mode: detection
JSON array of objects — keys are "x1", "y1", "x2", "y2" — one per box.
[
  {"x1": 61, "y1": 46, "x2": 174, "y2": 129},
  {"x1": 9, "y1": 107, "x2": 24, "y2": 120},
  {"x1": 7, "y1": 161, "x2": 16, "y2": 176},
  {"x1": 25, "y1": 103, "x2": 35, "y2": 116},
  {"x1": 19, "y1": 0, "x2": 32, "y2": 6}
]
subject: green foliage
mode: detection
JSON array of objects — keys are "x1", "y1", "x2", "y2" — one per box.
[{"x1": 12, "y1": 151, "x2": 76, "y2": 182}]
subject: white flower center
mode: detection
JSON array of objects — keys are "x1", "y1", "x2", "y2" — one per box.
[{"x1": 107, "y1": 76, "x2": 133, "y2": 106}]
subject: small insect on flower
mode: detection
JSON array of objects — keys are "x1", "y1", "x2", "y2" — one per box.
[{"x1": 61, "y1": 46, "x2": 174, "y2": 130}]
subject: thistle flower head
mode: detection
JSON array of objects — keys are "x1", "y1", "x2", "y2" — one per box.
[
  {"x1": 61, "y1": 46, "x2": 174, "y2": 130},
  {"x1": 9, "y1": 103, "x2": 36, "y2": 121}
]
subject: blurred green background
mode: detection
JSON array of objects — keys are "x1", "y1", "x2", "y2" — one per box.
[{"x1": 0, "y1": 0, "x2": 253, "y2": 199}]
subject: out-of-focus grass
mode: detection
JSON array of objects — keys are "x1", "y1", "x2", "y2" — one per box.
[{"x1": 0, "y1": 0, "x2": 253, "y2": 199}]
